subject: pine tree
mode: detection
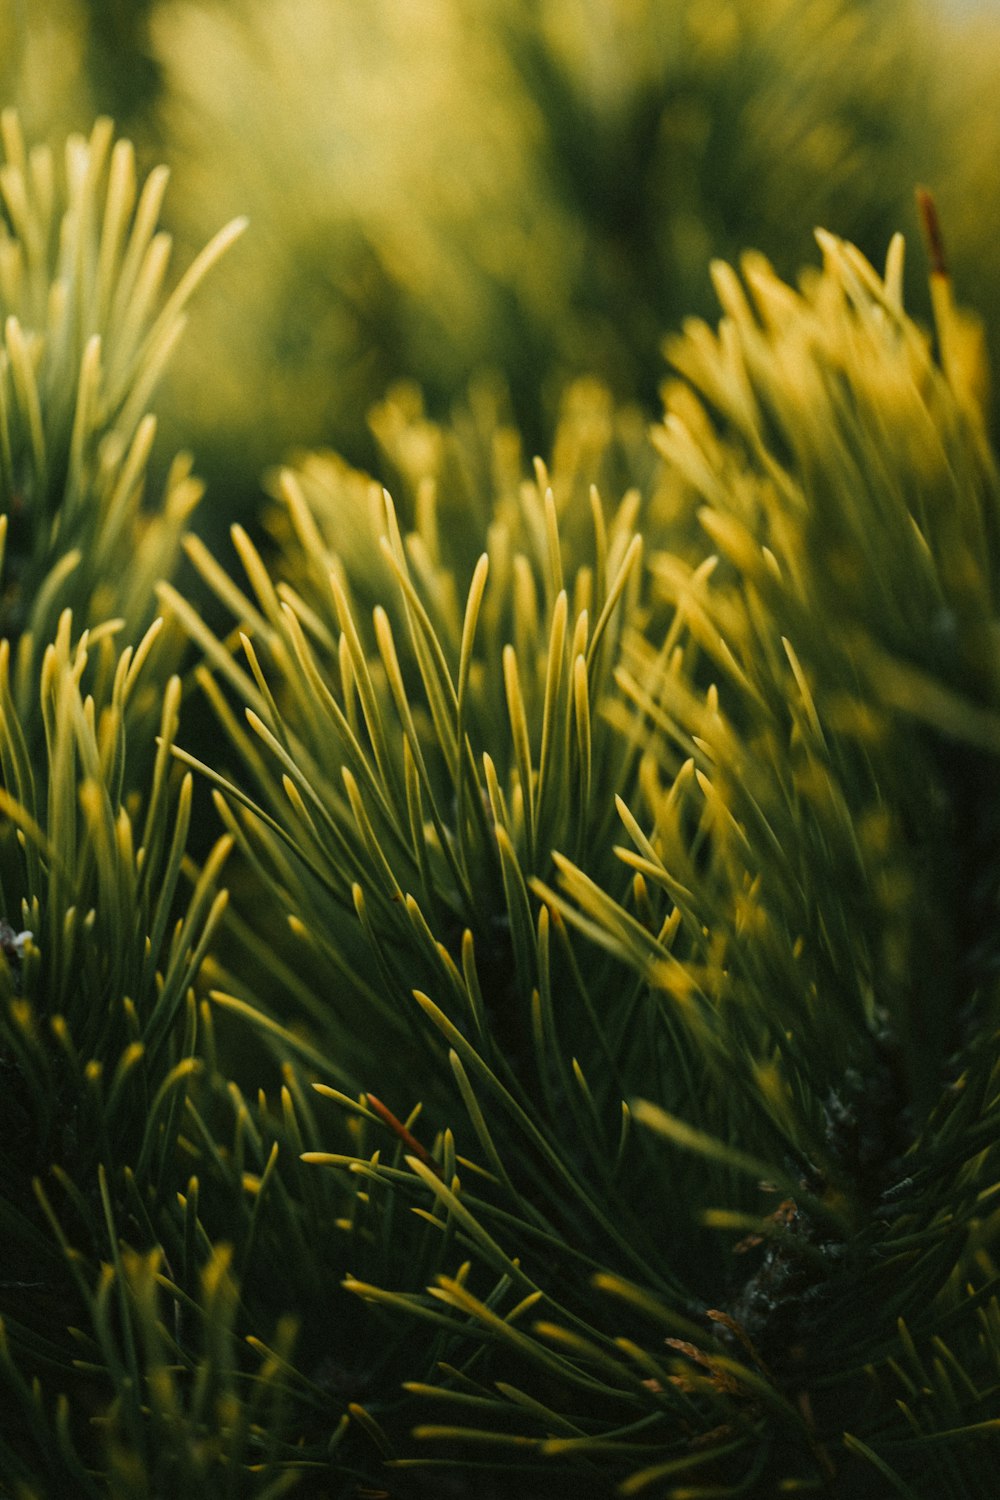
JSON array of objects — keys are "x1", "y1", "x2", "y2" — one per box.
[{"x1": 3, "y1": 109, "x2": 1000, "y2": 1500}]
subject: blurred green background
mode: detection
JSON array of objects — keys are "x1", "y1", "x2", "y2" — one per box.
[{"x1": 2, "y1": 0, "x2": 998, "y2": 534}]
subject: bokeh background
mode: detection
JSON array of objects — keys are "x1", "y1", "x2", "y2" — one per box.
[{"x1": 2, "y1": 0, "x2": 998, "y2": 535}]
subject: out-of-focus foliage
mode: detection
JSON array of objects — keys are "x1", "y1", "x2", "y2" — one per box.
[
  {"x1": 931, "y1": 3, "x2": 1000, "y2": 389},
  {"x1": 8, "y1": 0, "x2": 1000, "y2": 522},
  {"x1": 76, "y1": 0, "x2": 163, "y2": 139},
  {"x1": 150, "y1": 0, "x2": 955, "y2": 498},
  {"x1": 0, "y1": 0, "x2": 161, "y2": 148},
  {"x1": 0, "y1": 1, "x2": 90, "y2": 144}
]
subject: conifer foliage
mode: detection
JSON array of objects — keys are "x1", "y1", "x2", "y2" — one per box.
[{"x1": 2, "y1": 112, "x2": 1000, "y2": 1500}]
